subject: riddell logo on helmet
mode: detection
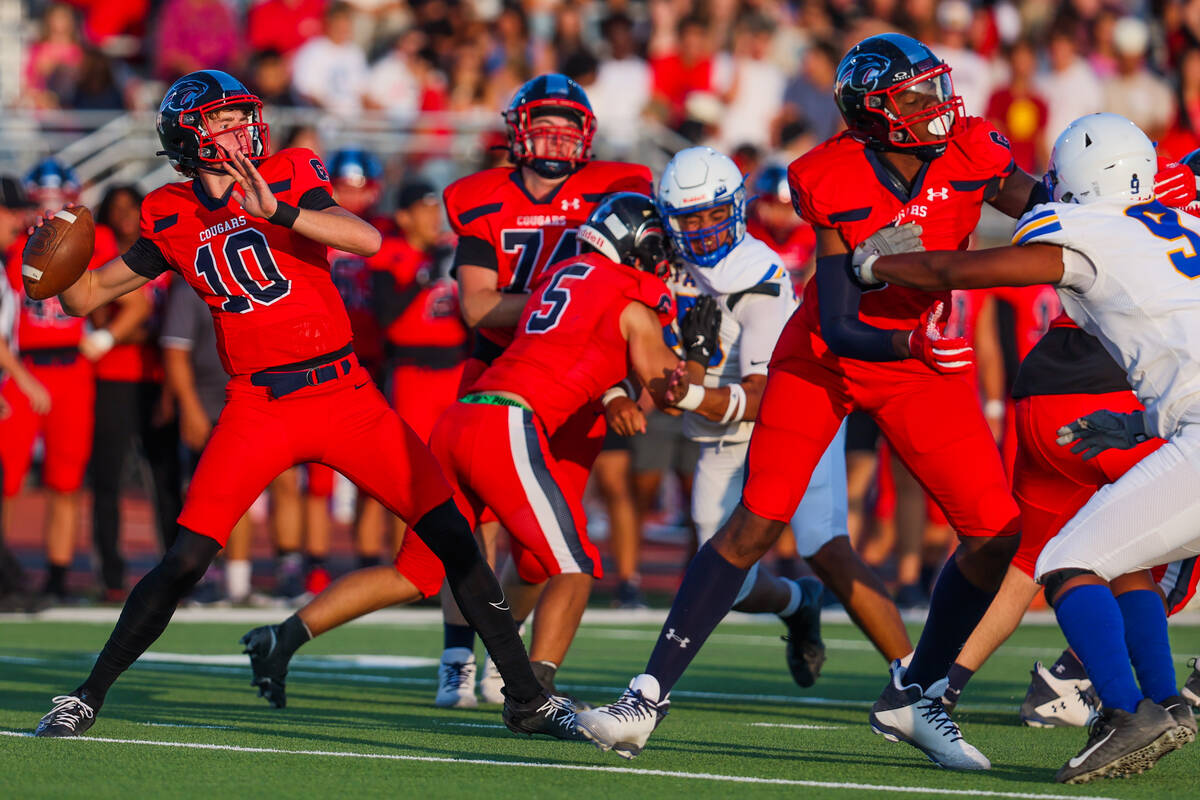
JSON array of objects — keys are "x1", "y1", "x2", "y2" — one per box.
[{"x1": 681, "y1": 194, "x2": 708, "y2": 204}]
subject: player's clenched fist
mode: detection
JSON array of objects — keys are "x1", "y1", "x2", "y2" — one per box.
[
  {"x1": 907, "y1": 301, "x2": 973, "y2": 374},
  {"x1": 852, "y1": 223, "x2": 924, "y2": 286},
  {"x1": 1055, "y1": 408, "x2": 1151, "y2": 460}
]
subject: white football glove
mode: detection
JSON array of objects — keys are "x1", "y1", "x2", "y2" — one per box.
[
  {"x1": 851, "y1": 223, "x2": 924, "y2": 285},
  {"x1": 1056, "y1": 409, "x2": 1151, "y2": 460}
]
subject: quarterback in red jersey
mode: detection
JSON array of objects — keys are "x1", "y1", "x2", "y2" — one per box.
[
  {"x1": 33, "y1": 70, "x2": 576, "y2": 742},
  {"x1": 436, "y1": 73, "x2": 652, "y2": 706},
  {"x1": 240, "y1": 194, "x2": 725, "y2": 711}
]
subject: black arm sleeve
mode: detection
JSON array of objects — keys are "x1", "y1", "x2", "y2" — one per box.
[
  {"x1": 371, "y1": 270, "x2": 426, "y2": 330},
  {"x1": 451, "y1": 235, "x2": 498, "y2": 275},
  {"x1": 298, "y1": 187, "x2": 338, "y2": 211},
  {"x1": 816, "y1": 254, "x2": 902, "y2": 362},
  {"x1": 122, "y1": 236, "x2": 173, "y2": 280}
]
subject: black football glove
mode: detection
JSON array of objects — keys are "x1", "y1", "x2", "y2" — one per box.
[
  {"x1": 1055, "y1": 409, "x2": 1151, "y2": 460},
  {"x1": 680, "y1": 295, "x2": 721, "y2": 365}
]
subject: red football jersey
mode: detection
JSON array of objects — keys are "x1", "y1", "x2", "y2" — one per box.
[
  {"x1": 443, "y1": 160, "x2": 652, "y2": 349},
  {"x1": 6, "y1": 222, "x2": 119, "y2": 351},
  {"x1": 135, "y1": 148, "x2": 352, "y2": 375},
  {"x1": 369, "y1": 234, "x2": 468, "y2": 352},
  {"x1": 471, "y1": 253, "x2": 674, "y2": 434},
  {"x1": 789, "y1": 116, "x2": 1015, "y2": 331}
]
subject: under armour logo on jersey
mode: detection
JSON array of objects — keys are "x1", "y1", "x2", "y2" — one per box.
[
  {"x1": 927, "y1": 187, "x2": 949, "y2": 201},
  {"x1": 665, "y1": 628, "x2": 690, "y2": 648},
  {"x1": 561, "y1": 197, "x2": 580, "y2": 211}
]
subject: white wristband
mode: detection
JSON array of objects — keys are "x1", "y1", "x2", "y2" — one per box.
[
  {"x1": 602, "y1": 385, "x2": 630, "y2": 407},
  {"x1": 85, "y1": 328, "x2": 115, "y2": 356},
  {"x1": 673, "y1": 382, "x2": 705, "y2": 411},
  {"x1": 856, "y1": 253, "x2": 881, "y2": 285},
  {"x1": 720, "y1": 383, "x2": 746, "y2": 425},
  {"x1": 983, "y1": 399, "x2": 1005, "y2": 420}
]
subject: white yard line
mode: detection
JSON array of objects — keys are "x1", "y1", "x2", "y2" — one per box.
[
  {"x1": 749, "y1": 722, "x2": 844, "y2": 730},
  {"x1": 141, "y1": 723, "x2": 233, "y2": 730},
  {"x1": 0, "y1": 730, "x2": 1119, "y2": 800}
]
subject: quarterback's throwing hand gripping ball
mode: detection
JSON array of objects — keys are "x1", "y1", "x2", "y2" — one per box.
[{"x1": 21, "y1": 205, "x2": 95, "y2": 300}]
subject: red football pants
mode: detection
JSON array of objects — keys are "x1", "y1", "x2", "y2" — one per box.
[
  {"x1": 1010, "y1": 391, "x2": 1198, "y2": 612},
  {"x1": 392, "y1": 362, "x2": 466, "y2": 443},
  {"x1": 744, "y1": 320, "x2": 1018, "y2": 538},
  {"x1": 0, "y1": 358, "x2": 94, "y2": 495},
  {"x1": 457, "y1": 355, "x2": 605, "y2": 524},
  {"x1": 178, "y1": 362, "x2": 452, "y2": 547},
  {"x1": 394, "y1": 400, "x2": 603, "y2": 595}
]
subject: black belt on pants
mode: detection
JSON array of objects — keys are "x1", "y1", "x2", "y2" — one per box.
[
  {"x1": 250, "y1": 343, "x2": 356, "y2": 399},
  {"x1": 24, "y1": 347, "x2": 80, "y2": 367}
]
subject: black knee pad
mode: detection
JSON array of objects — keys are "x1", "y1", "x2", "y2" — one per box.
[
  {"x1": 1041, "y1": 567, "x2": 1095, "y2": 606},
  {"x1": 160, "y1": 528, "x2": 221, "y2": 588},
  {"x1": 413, "y1": 501, "x2": 476, "y2": 570}
]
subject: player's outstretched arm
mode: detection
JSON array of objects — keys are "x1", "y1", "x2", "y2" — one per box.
[
  {"x1": 869, "y1": 243, "x2": 1065, "y2": 292},
  {"x1": 59, "y1": 255, "x2": 151, "y2": 318},
  {"x1": 224, "y1": 150, "x2": 381, "y2": 257}
]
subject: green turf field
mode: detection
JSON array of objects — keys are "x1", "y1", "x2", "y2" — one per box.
[{"x1": 1, "y1": 612, "x2": 1198, "y2": 799}]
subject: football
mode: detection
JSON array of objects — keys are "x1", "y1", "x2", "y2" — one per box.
[{"x1": 21, "y1": 204, "x2": 95, "y2": 301}]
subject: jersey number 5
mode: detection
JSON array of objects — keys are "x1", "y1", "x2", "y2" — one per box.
[
  {"x1": 194, "y1": 228, "x2": 292, "y2": 313},
  {"x1": 1125, "y1": 202, "x2": 1200, "y2": 278},
  {"x1": 525, "y1": 263, "x2": 592, "y2": 333}
]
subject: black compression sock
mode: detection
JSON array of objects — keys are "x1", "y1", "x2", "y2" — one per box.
[
  {"x1": 943, "y1": 662, "x2": 975, "y2": 708},
  {"x1": 356, "y1": 554, "x2": 381, "y2": 570},
  {"x1": 443, "y1": 623, "x2": 476, "y2": 651},
  {"x1": 1050, "y1": 648, "x2": 1088, "y2": 681},
  {"x1": 276, "y1": 614, "x2": 313, "y2": 660},
  {"x1": 905, "y1": 557, "x2": 994, "y2": 689},
  {"x1": 75, "y1": 531, "x2": 219, "y2": 709},
  {"x1": 413, "y1": 501, "x2": 542, "y2": 703},
  {"x1": 44, "y1": 564, "x2": 68, "y2": 596},
  {"x1": 645, "y1": 542, "x2": 748, "y2": 697}
]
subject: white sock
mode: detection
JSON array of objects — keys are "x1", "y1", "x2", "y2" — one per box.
[
  {"x1": 778, "y1": 578, "x2": 803, "y2": 618},
  {"x1": 442, "y1": 646, "x2": 474, "y2": 663},
  {"x1": 226, "y1": 559, "x2": 251, "y2": 602}
]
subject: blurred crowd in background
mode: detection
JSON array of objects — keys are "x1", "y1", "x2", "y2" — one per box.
[{"x1": 2, "y1": 0, "x2": 1198, "y2": 611}]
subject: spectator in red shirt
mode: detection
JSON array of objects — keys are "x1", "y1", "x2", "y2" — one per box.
[
  {"x1": 247, "y1": 0, "x2": 327, "y2": 58},
  {"x1": 154, "y1": 0, "x2": 242, "y2": 80},
  {"x1": 985, "y1": 39, "x2": 1049, "y2": 174},
  {"x1": 649, "y1": 15, "x2": 713, "y2": 129},
  {"x1": 1161, "y1": 46, "x2": 1200, "y2": 159}
]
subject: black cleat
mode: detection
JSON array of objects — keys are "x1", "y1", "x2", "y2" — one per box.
[
  {"x1": 781, "y1": 576, "x2": 826, "y2": 688},
  {"x1": 34, "y1": 695, "x2": 96, "y2": 737},
  {"x1": 1160, "y1": 695, "x2": 1197, "y2": 750},
  {"x1": 241, "y1": 624, "x2": 291, "y2": 708},
  {"x1": 1182, "y1": 657, "x2": 1200, "y2": 708},
  {"x1": 502, "y1": 690, "x2": 587, "y2": 741},
  {"x1": 1055, "y1": 699, "x2": 1177, "y2": 784}
]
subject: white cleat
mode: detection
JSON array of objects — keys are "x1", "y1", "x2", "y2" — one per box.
[
  {"x1": 434, "y1": 647, "x2": 477, "y2": 708},
  {"x1": 869, "y1": 661, "x2": 991, "y2": 771},
  {"x1": 1020, "y1": 660, "x2": 1100, "y2": 728},
  {"x1": 477, "y1": 654, "x2": 505, "y2": 704},
  {"x1": 574, "y1": 674, "x2": 668, "y2": 759}
]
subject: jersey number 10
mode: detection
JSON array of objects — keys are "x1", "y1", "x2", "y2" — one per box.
[{"x1": 194, "y1": 228, "x2": 292, "y2": 313}]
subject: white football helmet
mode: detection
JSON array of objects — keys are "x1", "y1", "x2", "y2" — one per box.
[
  {"x1": 1044, "y1": 113, "x2": 1155, "y2": 205},
  {"x1": 657, "y1": 146, "x2": 746, "y2": 267}
]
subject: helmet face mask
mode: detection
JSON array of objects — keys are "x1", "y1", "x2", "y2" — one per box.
[
  {"x1": 657, "y1": 146, "x2": 747, "y2": 267},
  {"x1": 158, "y1": 71, "x2": 270, "y2": 177},
  {"x1": 505, "y1": 75, "x2": 596, "y2": 180},
  {"x1": 837, "y1": 34, "x2": 964, "y2": 160}
]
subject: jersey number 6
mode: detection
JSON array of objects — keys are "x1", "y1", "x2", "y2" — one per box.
[{"x1": 194, "y1": 228, "x2": 292, "y2": 313}]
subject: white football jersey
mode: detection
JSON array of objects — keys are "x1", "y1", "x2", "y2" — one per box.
[
  {"x1": 1015, "y1": 199, "x2": 1200, "y2": 437},
  {"x1": 667, "y1": 235, "x2": 797, "y2": 442}
]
